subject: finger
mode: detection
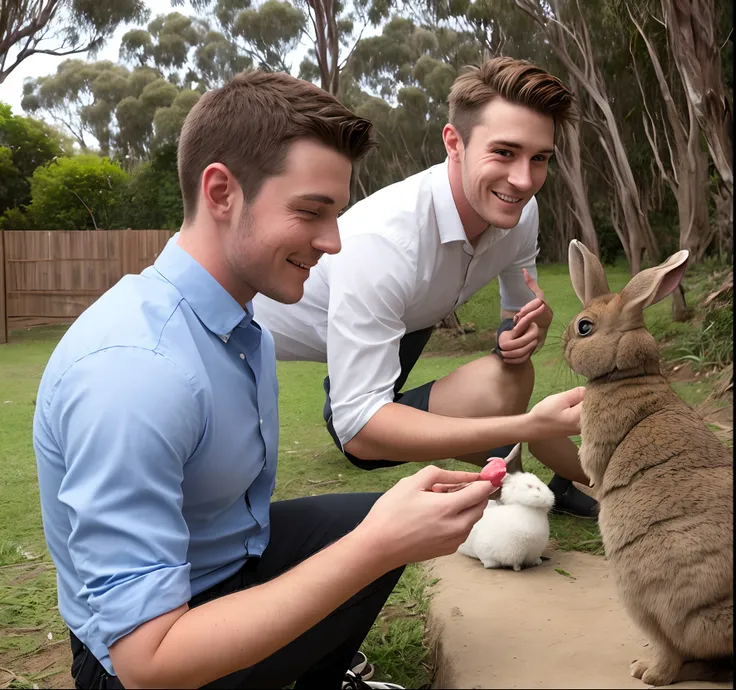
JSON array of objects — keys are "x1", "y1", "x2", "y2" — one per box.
[
  {"x1": 514, "y1": 305, "x2": 547, "y2": 334},
  {"x1": 415, "y1": 466, "x2": 482, "y2": 488},
  {"x1": 455, "y1": 498, "x2": 494, "y2": 530},
  {"x1": 431, "y1": 481, "x2": 473, "y2": 493},
  {"x1": 500, "y1": 324, "x2": 539, "y2": 352},
  {"x1": 502, "y1": 342, "x2": 537, "y2": 363},
  {"x1": 441, "y1": 478, "x2": 498, "y2": 512},
  {"x1": 510, "y1": 309, "x2": 540, "y2": 338},
  {"x1": 563, "y1": 386, "x2": 586, "y2": 407},
  {"x1": 522, "y1": 268, "x2": 545, "y2": 300},
  {"x1": 513, "y1": 298, "x2": 544, "y2": 321}
]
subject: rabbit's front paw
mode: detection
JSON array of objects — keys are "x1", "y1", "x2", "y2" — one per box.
[{"x1": 630, "y1": 657, "x2": 678, "y2": 687}]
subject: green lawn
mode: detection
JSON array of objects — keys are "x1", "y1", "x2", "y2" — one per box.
[{"x1": 0, "y1": 261, "x2": 728, "y2": 689}]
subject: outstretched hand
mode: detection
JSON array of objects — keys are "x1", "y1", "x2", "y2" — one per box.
[{"x1": 529, "y1": 387, "x2": 585, "y2": 438}]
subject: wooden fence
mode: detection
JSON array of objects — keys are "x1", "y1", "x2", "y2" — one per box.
[{"x1": 0, "y1": 230, "x2": 174, "y2": 344}]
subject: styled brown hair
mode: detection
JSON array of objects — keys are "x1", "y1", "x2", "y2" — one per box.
[
  {"x1": 178, "y1": 70, "x2": 376, "y2": 220},
  {"x1": 448, "y1": 56, "x2": 577, "y2": 144}
]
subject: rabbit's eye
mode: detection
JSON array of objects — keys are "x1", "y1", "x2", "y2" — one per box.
[{"x1": 577, "y1": 318, "x2": 594, "y2": 337}]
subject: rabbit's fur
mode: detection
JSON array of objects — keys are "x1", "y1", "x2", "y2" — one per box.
[
  {"x1": 562, "y1": 240, "x2": 733, "y2": 686},
  {"x1": 457, "y1": 472, "x2": 554, "y2": 572}
]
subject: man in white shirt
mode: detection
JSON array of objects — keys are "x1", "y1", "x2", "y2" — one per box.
[{"x1": 253, "y1": 56, "x2": 597, "y2": 519}]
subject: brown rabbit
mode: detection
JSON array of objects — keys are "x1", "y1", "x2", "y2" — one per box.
[{"x1": 561, "y1": 239, "x2": 733, "y2": 687}]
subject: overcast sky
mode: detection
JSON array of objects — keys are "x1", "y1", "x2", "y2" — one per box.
[{"x1": 0, "y1": 0, "x2": 319, "y2": 116}]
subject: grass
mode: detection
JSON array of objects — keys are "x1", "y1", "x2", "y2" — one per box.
[{"x1": 0, "y1": 260, "x2": 730, "y2": 689}]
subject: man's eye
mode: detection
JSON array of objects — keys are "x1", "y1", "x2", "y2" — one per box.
[
  {"x1": 494, "y1": 150, "x2": 512, "y2": 157},
  {"x1": 298, "y1": 210, "x2": 319, "y2": 217}
]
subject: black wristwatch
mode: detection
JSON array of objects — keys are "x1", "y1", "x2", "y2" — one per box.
[{"x1": 492, "y1": 317, "x2": 516, "y2": 357}]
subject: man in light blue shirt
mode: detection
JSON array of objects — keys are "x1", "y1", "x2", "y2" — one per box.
[
  {"x1": 34, "y1": 233, "x2": 279, "y2": 675},
  {"x1": 34, "y1": 69, "x2": 584, "y2": 689}
]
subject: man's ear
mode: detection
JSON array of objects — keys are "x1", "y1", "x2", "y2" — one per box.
[
  {"x1": 201, "y1": 162, "x2": 239, "y2": 222},
  {"x1": 442, "y1": 123, "x2": 464, "y2": 163}
]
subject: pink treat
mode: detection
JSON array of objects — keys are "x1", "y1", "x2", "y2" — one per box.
[{"x1": 479, "y1": 457, "x2": 507, "y2": 486}]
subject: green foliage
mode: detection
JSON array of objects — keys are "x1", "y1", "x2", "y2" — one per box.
[
  {"x1": 233, "y1": 0, "x2": 306, "y2": 72},
  {"x1": 22, "y1": 59, "x2": 132, "y2": 155},
  {"x1": 112, "y1": 146, "x2": 184, "y2": 230},
  {"x1": 0, "y1": 0, "x2": 149, "y2": 85},
  {"x1": 2, "y1": 0, "x2": 731, "y2": 266},
  {"x1": 22, "y1": 58, "x2": 203, "y2": 162},
  {"x1": 0, "y1": 103, "x2": 68, "y2": 217},
  {"x1": 673, "y1": 277, "x2": 734, "y2": 371},
  {"x1": 10, "y1": 155, "x2": 129, "y2": 231}
]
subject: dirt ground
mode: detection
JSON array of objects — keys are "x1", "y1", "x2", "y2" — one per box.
[
  {"x1": 0, "y1": 634, "x2": 72, "y2": 689},
  {"x1": 426, "y1": 551, "x2": 732, "y2": 690}
]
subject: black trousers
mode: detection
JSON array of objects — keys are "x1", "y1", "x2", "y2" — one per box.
[{"x1": 70, "y1": 492, "x2": 404, "y2": 689}]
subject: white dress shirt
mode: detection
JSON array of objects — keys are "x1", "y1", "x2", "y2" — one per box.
[{"x1": 253, "y1": 159, "x2": 540, "y2": 447}]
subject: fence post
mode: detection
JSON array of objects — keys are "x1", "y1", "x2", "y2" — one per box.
[{"x1": 0, "y1": 230, "x2": 7, "y2": 345}]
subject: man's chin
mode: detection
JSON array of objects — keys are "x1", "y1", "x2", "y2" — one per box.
[
  {"x1": 486, "y1": 212, "x2": 523, "y2": 230},
  {"x1": 263, "y1": 285, "x2": 304, "y2": 305}
]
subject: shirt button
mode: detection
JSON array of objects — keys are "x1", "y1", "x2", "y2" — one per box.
[
  {"x1": 239, "y1": 353, "x2": 245, "y2": 359},
  {"x1": 259, "y1": 418, "x2": 263, "y2": 425}
]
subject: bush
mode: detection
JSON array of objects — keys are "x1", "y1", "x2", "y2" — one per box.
[
  {"x1": 22, "y1": 154, "x2": 129, "y2": 230},
  {"x1": 670, "y1": 270, "x2": 733, "y2": 371},
  {"x1": 110, "y1": 146, "x2": 183, "y2": 230}
]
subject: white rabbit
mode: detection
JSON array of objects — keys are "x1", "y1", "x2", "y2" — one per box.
[{"x1": 457, "y1": 471, "x2": 555, "y2": 572}]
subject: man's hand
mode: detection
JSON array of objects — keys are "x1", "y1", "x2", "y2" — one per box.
[
  {"x1": 355, "y1": 466, "x2": 496, "y2": 571},
  {"x1": 528, "y1": 387, "x2": 585, "y2": 438},
  {"x1": 498, "y1": 269, "x2": 554, "y2": 364}
]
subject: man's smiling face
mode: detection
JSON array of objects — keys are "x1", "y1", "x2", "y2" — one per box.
[
  {"x1": 457, "y1": 98, "x2": 555, "y2": 230},
  {"x1": 226, "y1": 138, "x2": 352, "y2": 305}
]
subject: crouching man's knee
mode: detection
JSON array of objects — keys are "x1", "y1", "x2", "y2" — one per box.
[{"x1": 492, "y1": 355, "x2": 535, "y2": 414}]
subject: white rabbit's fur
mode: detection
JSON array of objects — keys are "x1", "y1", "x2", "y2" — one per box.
[{"x1": 457, "y1": 472, "x2": 555, "y2": 571}]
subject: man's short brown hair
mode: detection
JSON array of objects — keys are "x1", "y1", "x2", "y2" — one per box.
[
  {"x1": 177, "y1": 70, "x2": 376, "y2": 220},
  {"x1": 448, "y1": 56, "x2": 577, "y2": 144}
]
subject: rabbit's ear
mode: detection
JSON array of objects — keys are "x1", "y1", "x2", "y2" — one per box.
[
  {"x1": 620, "y1": 250, "x2": 689, "y2": 314},
  {"x1": 568, "y1": 240, "x2": 610, "y2": 306},
  {"x1": 502, "y1": 443, "x2": 522, "y2": 467}
]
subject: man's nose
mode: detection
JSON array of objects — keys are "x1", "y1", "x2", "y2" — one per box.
[
  {"x1": 507, "y1": 161, "x2": 533, "y2": 192},
  {"x1": 313, "y1": 220, "x2": 342, "y2": 255}
]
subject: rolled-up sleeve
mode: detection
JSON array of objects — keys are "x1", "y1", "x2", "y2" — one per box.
[
  {"x1": 326, "y1": 233, "x2": 415, "y2": 446},
  {"x1": 498, "y1": 197, "x2": 541, "y2": 312},
  {"x1": 47, "y1": 346, "x2": 203, "y2": 650}
]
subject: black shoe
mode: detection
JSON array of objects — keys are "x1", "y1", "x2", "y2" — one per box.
[{"x1": 551, "y1": 483, "x2": 599, "y2": 520}]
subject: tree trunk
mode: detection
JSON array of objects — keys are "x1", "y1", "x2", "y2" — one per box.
[
  {"x1": 439, "y1": 312, "x2": 463, "y2": 333},
  {"x1": 662, "y1": 0, "x2": 733, "y2": 197},
  {"x1": 514, "y1": 0, "x2": 659, "y2": 272},
  {"x1": 628, "y1": 5, "x2": 715, "y2": 319},
  {"x1": 672, "y1": 284, "x2": 688, "y2": 321},
  {"x1": 630, "y1": 6, "x2": 715, "y2": 264},
  {"x1": 306, "y1": 0, "x2": 339, "y2": 96},
  {"x1": 556, "y1": 117, "x2": 599, "y2": 256},
  {"x1": 712, "y1": 179, "x2": 733, "y2": 260}
]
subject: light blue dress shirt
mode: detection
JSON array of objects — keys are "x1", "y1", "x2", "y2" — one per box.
[{"x1": 33, "y1": 233, "x2": 279, "y2": 675}]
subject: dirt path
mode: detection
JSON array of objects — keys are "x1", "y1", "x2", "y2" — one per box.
[{"x1": 426, "y1": 551, "x2": 732, "y2": 690}]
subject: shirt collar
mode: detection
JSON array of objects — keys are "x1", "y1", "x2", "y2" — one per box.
[
  {"x1": 429, "y1": 158, "x2": 468, "y2": 245},
  {"x1": 153, "y1": 233, "x2": 251, "y2": 342}
]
